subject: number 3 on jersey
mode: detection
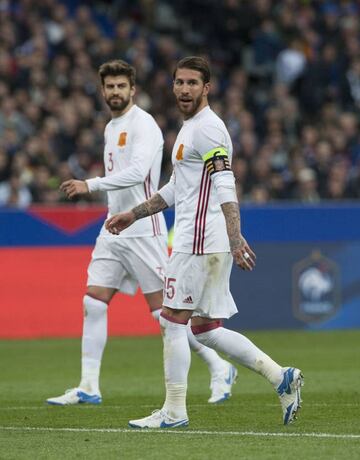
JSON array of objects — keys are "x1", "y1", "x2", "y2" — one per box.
[
  {"x1": 107, "y1": 152, "x2": 114, "y2": 171},
  {"x1": 164, "y1": 277, "x2": 176, "y2": 300}
]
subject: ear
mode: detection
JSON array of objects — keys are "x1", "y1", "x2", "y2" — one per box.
[
  {"x1": 203, "y1": 82, "x2": 210, "y2": 97},
  {"x1": 130, "y1": 85, "x2": 136, "y2": 97}
]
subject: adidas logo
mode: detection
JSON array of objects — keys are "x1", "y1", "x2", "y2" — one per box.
[{"x1": 183, "y1": 295, "x2": 193, "y2": 304}]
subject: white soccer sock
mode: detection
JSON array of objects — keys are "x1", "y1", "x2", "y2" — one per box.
[
  {"x1": 186, "y1": 325, "x2": 227, "y2": 376},
  {"x1": 79, "y1": 295, "x2": 108, "y2": 395},
  {"x1": 152, "y1": 308, "x2": 225, "y2": 376},
  {"x1": 159, "y1": 315, "x2": 190, "y2": 419},
  {"x1": 195, "y1": 327, "x2": 282, "y2": 386},
  {"x1": 151, "y1": 308, "x2": 161, "y2": 321}
]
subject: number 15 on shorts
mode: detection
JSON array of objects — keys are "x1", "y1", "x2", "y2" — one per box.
[{"x1": 164, "y1": 277, "x2": 176, "y2": 299}]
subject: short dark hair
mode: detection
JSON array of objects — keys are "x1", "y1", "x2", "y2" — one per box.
[
  {"x1": 173, "y1": 56, "x2": 211, "y2": 83},
  {"x1": 98, "y1": 60, "x2": 136, "y2": 87}
]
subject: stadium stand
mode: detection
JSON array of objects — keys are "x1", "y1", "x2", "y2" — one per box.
[{"x1": 0, "y1": 0, "x2": 360, "y2": 207}]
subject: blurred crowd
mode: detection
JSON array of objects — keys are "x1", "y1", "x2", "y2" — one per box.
[{"x1": 1, "y1": 0, "x2": 360, "y2": 207}]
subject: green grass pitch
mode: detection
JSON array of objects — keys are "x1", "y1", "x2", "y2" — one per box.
[{"x1": 0, "y1": 330, "x2": 359, "y2": 459}]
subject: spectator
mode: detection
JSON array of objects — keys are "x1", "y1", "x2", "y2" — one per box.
[
  {"x1": 293, "y1": 168, "x2": 320, "y2": 203},
  {"x1": 275, "y1": 37, "x2": 306, "y2": 87},
  {"x1": 0, "y1": 173, "x2": 32, "y2": 208},
  {"x1": 0, "y1": 0, "x2": 360, "y2": 207}
]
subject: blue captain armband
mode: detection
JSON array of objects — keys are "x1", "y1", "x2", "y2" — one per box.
[{"x1": 201, "y1": 147, "x2": 230, "y2": 176}]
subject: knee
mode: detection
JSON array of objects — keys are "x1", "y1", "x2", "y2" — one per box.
[
  {"x1": 159, "y1": 312, "x2": 188, "y2": 339},
  {"x1": 191, "y1": 320, "x2": 222, "y2": 348},
  {"x1": 192, "y1": 329, "x2": 218, "y2": 348},
  {"x1": 83, "y1": 294, "x2": 108, "y2": 319}
]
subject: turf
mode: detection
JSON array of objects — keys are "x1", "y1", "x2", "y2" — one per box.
[{"x1": 0, "y1": 330, "x2": 359, "y2": 459}]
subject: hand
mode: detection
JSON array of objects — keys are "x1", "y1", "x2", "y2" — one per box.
[
  {"x1": 60, "y1": 180, "x2": 89, "y2": 199},
  {"x1": 105, "y1": 211, "x2": 136, "y2": 235},
  {"x1": 231, "y1": 236, "x2": 256, "y2": 271}
]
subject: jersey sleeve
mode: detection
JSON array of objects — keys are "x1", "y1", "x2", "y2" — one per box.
[
  {"x1": 193, "y1": 123, "x2": 237, "y2": 204},
  {"x1": 211, "y1": 171, "x2": 238, "y2": 204},
  {"x1": 87, "y1": 118, "x2": 163, "y2": 192},
  {"x1": 193, "y1": 123, "x2": 232, "y2": 176},
  {"x1": 158, "y1": 170, "x2": 176, "y2": 207}
]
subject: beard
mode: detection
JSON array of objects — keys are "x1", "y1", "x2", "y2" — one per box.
[
  {"x1": 176, "y1": 94, "x2": 203, "y2": 118},
  {"x1": 105, "y1": 95, "x2": 130, "y2": 112}
]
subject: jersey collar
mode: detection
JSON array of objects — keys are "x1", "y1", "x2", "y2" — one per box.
[
  {"x1": 111, "y1": 104, "x2": 137, "y2": 123},
  {"x1": 183, "y1": 105, "x2": 211, "y2": 124}
]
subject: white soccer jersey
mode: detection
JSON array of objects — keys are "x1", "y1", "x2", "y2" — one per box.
[
  {"x1": 159, "y1": 106, "x2": 234, "y2": 254},
  {"x1": 86, "y1": 104, "x2": 167, "y2": 238}
]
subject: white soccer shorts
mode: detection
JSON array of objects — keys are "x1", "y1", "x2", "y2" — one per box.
[
  {"x1": 162, "y1": 252, "x2": 237, "y2": 319},
  {"x1": 87, "y1": 235, "x2": 168, "y2": 295}
]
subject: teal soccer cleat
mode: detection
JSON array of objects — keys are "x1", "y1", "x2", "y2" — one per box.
[
  {"x1": 46, "y1": 388, "x2": 102, "y2": 405},
  {"x1": 129, "y1": 409, "x2": 189, "y2": 429},
  {"x1": 277, "y1": 367, "x2": 304, "y2": 425}
]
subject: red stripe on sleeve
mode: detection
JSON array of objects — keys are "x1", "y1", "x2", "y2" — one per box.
[
  {"x1": 193, "y1": 166, "x2": 207, "y2": 254},
  {"x1": 197, "y1": 173, "x2": 211, "y2": 254}
]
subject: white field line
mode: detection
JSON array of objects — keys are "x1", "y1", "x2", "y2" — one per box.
[
  {"x1": 1, "y1": 402, "x2": 358, "y2": 410},
  {"x1": 0, "y1": 426, "x2": 359, "y2": 439}
]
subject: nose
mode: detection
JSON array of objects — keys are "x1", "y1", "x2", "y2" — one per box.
[{"x1": 181, "y1": 84, "x2": 190, "y2": 95}]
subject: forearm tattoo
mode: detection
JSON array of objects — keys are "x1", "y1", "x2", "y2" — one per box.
[
  {"x1": 221, "y1": 202, "x2": 242, "y2": 251},
  {"x1": 132, "y1": 193, "x2": 169, "y2": 220}
]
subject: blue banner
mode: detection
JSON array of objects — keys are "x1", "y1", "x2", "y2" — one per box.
[{"x1": 1, "y1": 204, "x2": 359, "y2": 330}]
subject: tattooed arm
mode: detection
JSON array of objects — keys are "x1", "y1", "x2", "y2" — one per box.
[
  {"x1": 105, "y1": 193, "x2": 168, "y2": 235},
  {"x1": 132, "y1": 194, "x2": 169, "y2": 219},
  {"x1": 209, "y1": 170, "x2": 256, "y2": 270},
  {"x1": 221, "y1": 202, "x2": 242, "y2": 251},
  {"x1": 105, "y1": 171, "x2": 175, "y2": 235},
  {"x1": 221, "y1": 202, "x2": 256, "y2": 271}
]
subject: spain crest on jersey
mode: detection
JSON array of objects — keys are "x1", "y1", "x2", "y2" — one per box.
[
  {"x1": 292, "y1": 250, "x2": 341, "y2": 324},
  {"x1": 118, "y1": 132, "x2": 127, "y2": 147},
  {"x1": 176, "y1": 144, "x2": 184, "y2": 161}
]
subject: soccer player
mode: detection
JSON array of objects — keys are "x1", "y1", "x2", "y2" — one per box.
[
  {"x1": 105, "y1": 56, "x2": 304, "y2": 427},
  {"x1": 46, "y1": 60, "x2": 237, "y2": 406}
]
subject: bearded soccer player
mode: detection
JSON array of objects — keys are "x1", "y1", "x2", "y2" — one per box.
[
  {"x1": 106, "y1": 56, "x2": 304, "y2": 427},
  {"x1": 46, "y1": 59, "x2": 237, "y2": 406}
]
